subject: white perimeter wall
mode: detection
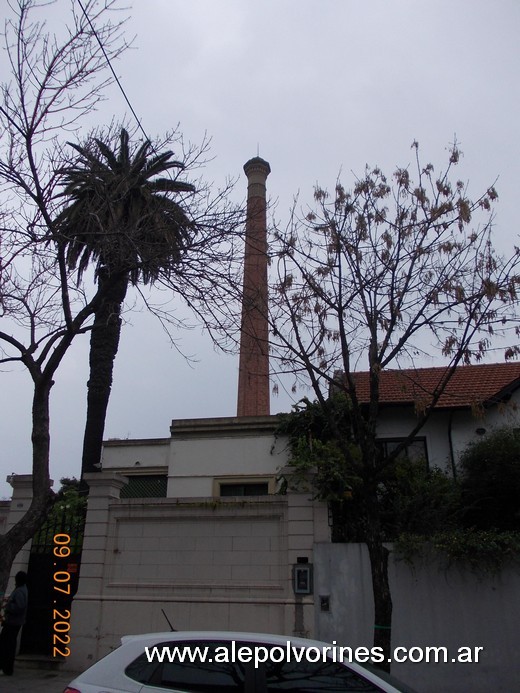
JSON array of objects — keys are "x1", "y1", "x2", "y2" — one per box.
[
  {"x1": 314, "y1": 543, "x2": 520, "y2": 693},
  {"x1": 67, "y1": 473, "x2": 328, "y2": 671}
]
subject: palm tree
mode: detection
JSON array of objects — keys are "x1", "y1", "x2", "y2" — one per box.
[{"x1": 56, "y1": 128, "x2": 195, "y2": 476}]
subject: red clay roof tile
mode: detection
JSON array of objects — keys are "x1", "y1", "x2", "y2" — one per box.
[{"x1": 350, "y1": 363, "x2": 520, "y2": 409}]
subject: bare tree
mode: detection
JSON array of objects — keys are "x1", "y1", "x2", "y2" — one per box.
[
  {"x1": 0, "y1": 0, "x2": 130, "y2": 593},
  {"x1": 269, "y1": 143, "x2": 520, "y2": 667},
  {"x1": 0, "y1": 1, "x2": 244, "y2": 595}
]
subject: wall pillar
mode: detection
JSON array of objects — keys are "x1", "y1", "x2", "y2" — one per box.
[
  {"x1": 68, "y1": 472, "x2": 127, "y2": 671},
  {"x1": 286, "y1": 489, "x2": 315, "y2": 637},
  {"x1": 3, "y1": 475, "x2": 42, "y2": 592}
]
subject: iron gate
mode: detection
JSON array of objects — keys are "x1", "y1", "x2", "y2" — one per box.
[{"x1": 20, "y1": 503, "x2": 86, "y2": 655}]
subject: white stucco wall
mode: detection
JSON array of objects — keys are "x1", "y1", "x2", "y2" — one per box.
[
  {"x1": 314, "y1": 542, "x2": 520, "y2": 693},
  {"x1": 376, "y1": 391, "x2": 520, "y2": 475},
  {"x1": 168, "y1": 418, "x2": 288, "y2": 497},
  {"x1": 449, "y1": 390, "x2": 520, "y2": 464},
  {"x1": 100, "y1": 396, "x2": 520, "y2": 489},
  {"x1": 102, "y1": 438, "x2": 170, "y2": 470},
  {"x1": 100, "y1": 416, "x2": 288, "y2": 498}
]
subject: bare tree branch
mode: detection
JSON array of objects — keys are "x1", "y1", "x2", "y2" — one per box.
[
  {"x1": 0, "y1": 0, "x2": 130, "y2": 594},
  {"x1": 267, "y1": 142, "x2": 520, "y2": 667}
]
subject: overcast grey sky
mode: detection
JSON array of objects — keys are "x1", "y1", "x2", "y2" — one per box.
[{"x1": 1, "y1": 0, "x2": 519, "y2": 497}]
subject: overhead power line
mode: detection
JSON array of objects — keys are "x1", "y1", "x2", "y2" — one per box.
[{"x1": 76, "y1": 0, "x2": 149, "y2": 143}]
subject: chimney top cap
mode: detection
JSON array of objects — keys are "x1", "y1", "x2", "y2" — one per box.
[{"x1": 244, "y1": 156, "x2": 271, "y2": 177}]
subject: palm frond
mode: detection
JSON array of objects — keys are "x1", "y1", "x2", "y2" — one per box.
[
  {"x1": 55, "y1": 128, "x2": 197, "y2": 286},
  {"x1": 94, "y1": 138, "x2": 119, "y2": 170},
  {"x1": 142, "y1": 151, "x2": 180, "y2": 178},
  {"x1": 150, "y1": 178, "x2": 195, "y2": 194},
  {"x1": 117, "y1": 129, "x2": 130, "y2": 169}
]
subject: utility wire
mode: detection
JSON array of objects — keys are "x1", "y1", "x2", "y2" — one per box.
[
  {"x1": 76, "y1": 0, "x2": 149, "y2": 143},
  {"x1": 76, "y1": 0, "x2": 192, "y2": 186}
]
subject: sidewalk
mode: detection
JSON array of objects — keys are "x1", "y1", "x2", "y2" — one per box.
[{"x1": 0, "y1": 665, "x2": 81, "y2": 692}]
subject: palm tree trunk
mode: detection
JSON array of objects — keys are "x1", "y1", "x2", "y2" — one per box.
[{"x1": 81, "y1": 270, "x2": 129, "y2": 477}]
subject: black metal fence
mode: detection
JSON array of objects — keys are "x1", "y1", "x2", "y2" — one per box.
[{"x1": 20, "y1": 505, "x2": 86, "y2": 656}]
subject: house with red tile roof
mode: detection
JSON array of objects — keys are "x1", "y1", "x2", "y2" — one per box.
[
  {"x1": 349, "y1": 362, "x2": 520, "y2": 475},
  {"x1": 352, "y1": 362, "x2": 520, "y2": 410}
]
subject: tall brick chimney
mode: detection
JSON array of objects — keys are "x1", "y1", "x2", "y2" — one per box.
[{"x1": 237, "y1": 157, "x2": 271, "y2": 417}]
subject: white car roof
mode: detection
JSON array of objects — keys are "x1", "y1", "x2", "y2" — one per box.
[
  {"x1": 70, "y1": 630, "x2": 416, "y2": 693},
  {"x1": 120, "y1": 630, "x2": 344, "y2": 649}
]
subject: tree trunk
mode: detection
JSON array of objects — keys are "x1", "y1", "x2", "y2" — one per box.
[
  {"x1": 0, "y1": 379, "x2": 53, "y2": 596},
  {"x1": 80, "y1": 270, "x2": 129, "y2": 477},
  {"x1": 366, "y1": 535, "x2": 393, "y2": 671},
  {"x1": 365, "y1": 489, "x2": 393, "y2": 672}
]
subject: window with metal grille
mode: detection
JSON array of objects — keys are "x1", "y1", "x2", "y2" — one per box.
[
  {"x1": 120, "y1": 475, "x2": 167, "y2": 498},
  {"x1": 219, "y1": 482, "x2": 269, "y2": 497}
]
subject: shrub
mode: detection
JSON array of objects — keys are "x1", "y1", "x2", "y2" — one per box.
[
  {"x1": 459, "y1": 427, "x2": 520, "y2": 530},
  {"x1": 396, "y1": 528, "x2": 520, "y2": 575}
]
